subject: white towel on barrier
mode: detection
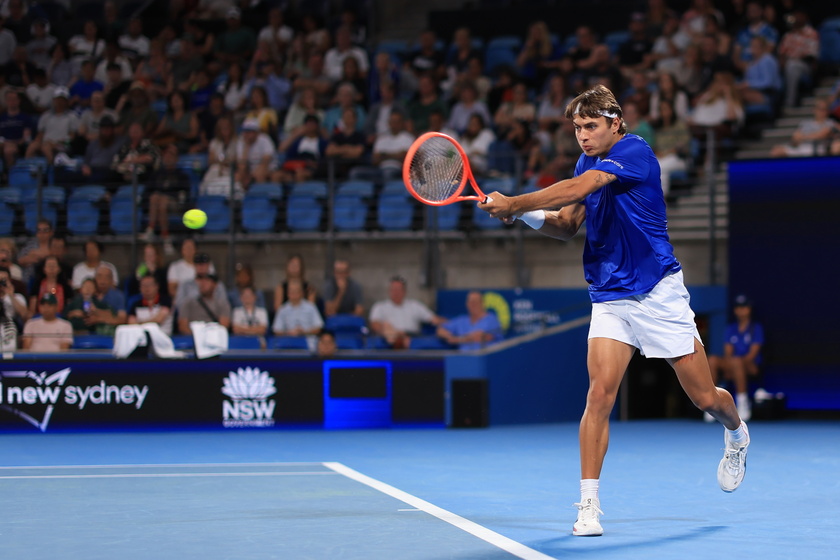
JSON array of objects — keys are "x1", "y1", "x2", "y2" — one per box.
[
  {"x1": 191, "y1": 321, "x2": 229, "y2": 359},
  {"x1": 112, "y1": 324, "x2": 185, "y2": 359}
]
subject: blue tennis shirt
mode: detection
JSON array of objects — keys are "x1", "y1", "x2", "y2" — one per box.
[{"x1": 573, "y1": 134, "x2": 681, "y2": 303}]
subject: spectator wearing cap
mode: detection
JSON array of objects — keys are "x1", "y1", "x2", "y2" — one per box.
[
  {"x1": 21, "y1": 293, "x2": 73, "y2": 352},
  {"x1": 235, "y1": 117, "x2": 277, "y2": 186},
  {"x1": 71, "y1": 239, "x2": 119, "y2": 290},
  {"x1": 272, "y1": 278, "x2": 323, "y2": 337},
  {"x1": 215, "y1": 7, "x2": 256, "y2": 67},
  {"x1": 174, "y1": 252, "x2": 227, "y2": 312},
  {"x1": 369, "y1": 275, "x2": 445, "y2": 349},
  {"x1": 0, "y1": 89, "x2": 35, "y2": 169},
  {"x1": 178, "y1": 272, "x2": 231, "y2": 335},
  {"x1": 706, "y1": 294, "x2": 765, "y2": 422},
  {"x1": 24, "y1": 85, "x2": 78, "y2": 162}
]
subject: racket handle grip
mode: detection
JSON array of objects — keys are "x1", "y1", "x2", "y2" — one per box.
[{"x1": 483, "y1": 196, "x2": 493, "y2": 203}]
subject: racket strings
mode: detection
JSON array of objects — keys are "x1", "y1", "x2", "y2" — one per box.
[{"x1": 407, "y1": 136, "x2": 465, "y2": 202}]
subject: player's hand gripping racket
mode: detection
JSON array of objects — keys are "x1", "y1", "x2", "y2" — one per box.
[{"x1": 403, "y1": 132, "x2": 491, "y2": 206}]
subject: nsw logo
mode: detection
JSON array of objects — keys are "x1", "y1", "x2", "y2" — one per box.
[
  {"x1": 221, "y1": 367, "x2": 277, "y2": 428},
  {"x1": 0, "y1": 368, "x2": 71, "y2": 432}
]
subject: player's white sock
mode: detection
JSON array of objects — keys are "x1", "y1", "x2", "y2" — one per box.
[
  {"x1": 727, "y1": 422, "x2": 749, "y2": 447},
  {"x1": 580, "y1": 479, "x2": 599, "y2": 503}
]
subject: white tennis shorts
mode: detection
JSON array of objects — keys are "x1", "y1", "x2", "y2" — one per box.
[{"x1": 588, "y1": 270, "x2": 701, "y2": 358}]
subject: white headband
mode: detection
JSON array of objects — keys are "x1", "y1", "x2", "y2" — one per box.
[{"x1": 574, "y1": 102, "x2": 618, "y2": 119}]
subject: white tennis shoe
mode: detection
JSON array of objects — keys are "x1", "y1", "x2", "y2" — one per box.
[
  {"x1": 717, "y1": 422, "x2": 750, "y2": 492},
  {"x1": 573, "y1": 498, "x2": 604, "y2": 536}
]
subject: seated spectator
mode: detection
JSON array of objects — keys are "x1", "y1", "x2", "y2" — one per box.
[
  {"x1": 257, "y1": 7, "x2": 294, "y2": 59},
  {"x1": 0, "y1": 241, "x2": 24, "y2": 286},
  {"x1": 334, "y1": 56, "x2": 368, "y2": 109},
  {"x1": 66, "y1": 278, "x2": 108, "y2": 334},
  {"x1": 72, "y1": 114, "x2": 123, "y2": 187},
  {"x1": 282, "y1": 87, "x2": 324, "y2": 142},
  {"x1": 445, "y1": 27, "x2": 481, "y2": 81},
  {"x1": 535, "y1": 75, "x2": 573, "y2": 144},
  {"x1": 459, "y1": 114, "x2": 495, "y2": 176},
  {"x1": 777, "y1": 10, "x2": 819, "y2": 108},
  {"x1": 316, "y1": 329, "x2": 337, "y2": 357},
  {"x1": 447, "y1": 81, "x2": 491, "y2": 136},
  {"x1": 200, "y1": 115, "x2": 242, "y2": 198},
  {"x1": 214, "y1": 7, "x2": 256, "y2": 67},
  {"x1": 276, "y1": 114, "x2": 326, "y2": 183},
  {"x1": 687, "y1": 71, "x2": 744, "y2": 156},
  {"x1": 71, "y1": 239, "x2": 118, "y2": 291},
  {"x1": 623, "y1": 101, "x2": 655, "y2": 147},
  {"x1": 369, "y1": 275, "x2": 444, "y2": 349},
  {"x1": 322, "y1": 259, "x2": 364, "y2": 318},
  {"x1": 231, "y1": 286, "x2": 269, "y2": 336},
  {"x1": 493, "y1": 82, "x2": 536, "y2": 136},
  {"x1": 648, "y1": 71, "x2": 689, "y2": 123},
  {"x1": 94, "y1": 41, "x2": 132, "y2": 86},
  {"x1": 193, "y1": 93, "x2": 229, "y2": 155},
  {"x1": 127, "y1": 274, "x2": 173, "y2": 336},
  {"x1": 177, "y1": 273, "x2": 231, "y2": 334},
  {"x1": 46, "y1": 42, "x2": 73, "y2": 88},
  {"x1": 436, "y1": 290, "x2": 503, "y2": 351},
  {"x1": 68, "y1": 20, "x2": 105, "y2": 70},
  {"x1": 407, "y1": 74, "x2": 447, "y2": 135},
  {"x1": 325, "y1": 107, "x2": 367, "y2": 178},
  {"x1": 769, "y1": 99, "x2": 835, "y2": 158},
  {"x1": 167, "y1": 239, "x2": 202, "y2": 296},
  {"x1": 25, "y1": 18, "x2": 56, "y2": 71},
  {"x1": 68, "y1": 59, "x2": 103, "y2": 112},
  {"x1": 17, "y1": 218, "x2": 52, "y2": 285},
  {"x1": 25, "y1": 68, "x2": 55, "y2": 113},
  {"x1": 650, "y1": 11, "x2": 692, "y2": 77},
  {"x1": 219, "y1": 62, "x2": 248, "y2": 115},
  {"x1": 515, "y1": 20, "x2": 560, "y2": 90},
  {"x1": 273, "y1": 254, "x2": 317, "y2": 313},
  {"x1": 706, "y1": 294, "x2": 764, "y2": 422},
  {"x1": 118, "y1": 17, "x2": 150, "y2": 64},
  {"x1": 621, "y1": 70, "x2": 653, "y2": 118},
  {"x1": 117, "y1": 83, "x2": 159, "y2": 137},
  {"x1": 132, "y1": 40, "x2": 171, "y2": 103},
  {"x1": 112, "y1": 121, "x2": 161, "y2": 184},
  {"x1": 272, "y1": 278, "x2": 323, "y2": 336},
  {"x1": 735, "y1": 36, "x2": 782, "y2": 110},
  {"x1": 25, "y1": 87, "x2": 78, "y2": 162},
  {"x1": 324, "y1": 25, "x2": 369, "y2": 82},
  {"x1": 142, "y1": 144, "x2": 191, "y2": 246},
  {"x1": 618, "y1": 12, "x2": 654, "y2": 79},
  {"x1": 372, "y1": 111, "x2": 413, "y2": 178},
  {"x1": 21, "y1": 293, "x2": 72, "y2": 351},
  {"x1": 29, "y1": 255, "x2": 72, "y2": 318},
  {"x1": 174, "y1": 252, "x2": 225, "y2": 311},
  {"x1": 3, "y1": 46, "x2": 37, "y2": 89},
  {"x1": 364, "y1": 80, "x2": 407, "y2": 144},
  {"x1": 322, "y1": 82, "x2": 366, "y2": 136},
  {"x1": 235, "y1": 118, "x2": 277, "y2": 187},
  {"x1": 652, "y1": 99, "x2": 691, "y2": 196},
  {"x1": 244, "y1": 57, "x2": 290, "y2": 125},
  {"x1": 90, "y1": 264, "x2": 126, "y2": 335},
  {"x1": 0, "y1": 89, "x2": 35, "y2": 169},
  {"x1": 128, "y1": 243, "x2": 168, "y2": 297},
  {"x1": 77, "y1": 91, "x2": 118, "y2": 143},
  {"x1": 368, "y1": 51, "x2": 402, "y2": 106},
  {"x1": 732, "y1": 0, "x2": 778, "y2": 66},
  {"x1": 153, "y1": 90, "x2": 199, "y2": 153},
  {"x1": 229, "y1": 262, "x2": 266, "y2": 309},
  {"x1": 291, "y1": 51, "x2": 333, "y2": 109},
  {"x1": 426, "y1": 108, "x2": 459, "y2": 140},
  {"x1": 0, "y1": 265, "x2": 29, "y2": 329}
]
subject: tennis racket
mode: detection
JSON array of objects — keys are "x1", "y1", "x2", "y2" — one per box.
[{"x1": 403, "y1": 132, "x2": 490, "y2": 206}]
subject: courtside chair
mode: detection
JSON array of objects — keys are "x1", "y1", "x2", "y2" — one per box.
[
  {"x1": 324, "y1": 314, "x2": 367, "y2": 336},
  {"x1": 72, "y1": 334, "x2": 114, "y2": 350},
  {"x1": 285, "y1": 195, "x2": 323, "y2": 231},
  {"x1": 228, "y1": 335, "x2": 264, "y2": 350},
  {"x1": 268, "y1": 336, "x2": 310, "y2": 350}
]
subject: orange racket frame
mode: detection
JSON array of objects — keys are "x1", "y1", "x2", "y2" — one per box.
[{"x1": 402, "y1": 132, "x2": 489, "y2": 206}]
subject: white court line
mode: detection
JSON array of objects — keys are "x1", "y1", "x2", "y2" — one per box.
[
  {"x1": 0, "y1": 462, "x2": 324, "y2": 470},
  {"x1": 0, "y1": 471, "x2": 338, "y2": 480},
  {"x1": 324, "y1": 462, "x2": 556, "y2": 560}
]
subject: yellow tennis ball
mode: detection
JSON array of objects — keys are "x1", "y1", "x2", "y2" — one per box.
[{"x1": 183, "y1": 208, "x2": 207, "y2": 229}]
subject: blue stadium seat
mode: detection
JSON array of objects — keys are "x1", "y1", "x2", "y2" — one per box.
[
  {"x1": 408, "y1": 335, "x2": 454, "y2": 350},
  {"x1": 286, "y1": 195, "x2": 323, "y2": 231},
  {"x1": 337, "y1": 180, "x2": 376, "y2": 197},
  {"x1": 196, "y1": 195, "x2": 231, "y2": 233},
  {"x1": 66, "y1": 199, "x2": 101, "y2": 236},
  {"x1": 431, "y1": 204, "x2": 462, "y2": 230},
  {"x1": 333, "y1": 194, "x2": 368, "y2": 231},
  {"x1": 268, "y1": 336, "x2": 310, "y2": 350},
  {"x1": 289, "y1": 180, "x2": 329, "y2": 198},
  {"x1": 365, "y1": 335, "x2": 391, "y2": 350},
  {"x1": 484, "y1": 46, "x2": 518, "y2": 74},
  {"x1": 247, "y1": 182, "x2": 283, "y2": 200},
  {"x1": 335, "y1": 333, "x2": 363, "y2": 350},
  {"x1": 479, "y1": 177, "x2": 517, "y2": 196},
  {"x1": 486, "y1": 140, "x2": 516, "y2": 175},
  {"x1": 348, "y1": 166, "x2": 384, "y2": 183},
  {"x1": 22, "y1": 186, "x2": 64, "y2": 233},
  {"x1": 228, "y1": 335, "x2": 264, "y2": 350},
  {"x1": 473, "y1": 206, "x2": 505, "y2": 230},
  {"x1": 72, "y1": 335, "x2": 114, "y2": 350},
  {"x1": 110, "y1": 197, "x2": 143, "y2": 235},
  {"x1": 819, "y1": 20, "x2": 840, "y2": 64},
  {"x1": 241, "y1": 195, "x2": 278, "y2": 233},
  {"x1": 485, "y1": 36, "x2": 522, "y2": 51},
  {"x1": 604, "y1": 30, "x2": 630, "y2": 55},
  {"x1": 114, "y1": 184, "x2": 145, "y2": 201},
  {"x1": 0, "y1": 202, "x2": 16, "y2": 236},
  {"x1": 377, "y1": 194, "x2": 415, "y2": 231},
  {"x1": 0, "y1": 186, "x2": 22, "y2": 204},
  {"x1": 381, "y1": 180, "x2": 410, "y2": 196},
  {"x1": 324, "y1": 314, "x2": 367, "y2": 335},
  {"x1": 8, "y1": 165, "x2": 41, "y2": 188},
  {"x1": 171, "y1": 335, "x2": 195, "y2": 350},
  {"x1": 376, "y1": 39, "x2": 410, "y2": 62}
]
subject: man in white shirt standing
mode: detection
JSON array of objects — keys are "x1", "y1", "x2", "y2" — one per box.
[{"x1": 369, "y1": 275, "x2": 444, "y2": 349}]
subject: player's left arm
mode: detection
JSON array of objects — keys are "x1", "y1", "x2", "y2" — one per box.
[{"x1": 482, "y1": 169, "x2": 617, "y2": 218}]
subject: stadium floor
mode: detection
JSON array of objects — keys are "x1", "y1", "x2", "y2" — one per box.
[{"x1": 2, "y1": 420, "x2": 838, "y2": 559}]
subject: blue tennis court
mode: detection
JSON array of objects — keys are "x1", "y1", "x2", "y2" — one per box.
[{"x1": 2, "y1": 420, "x2": 838, "y2": 559}]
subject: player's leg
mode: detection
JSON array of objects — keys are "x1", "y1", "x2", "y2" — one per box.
[
  {"x1": 668, "y1": 339, "x2": 750, "y2": 492},
  {"x1": 574, "y1": 336, "x2": 635, "y2": 537}
]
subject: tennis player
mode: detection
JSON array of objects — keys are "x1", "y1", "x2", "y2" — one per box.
[{"x1": 479, "y1": 84, "x2": 749, "y2": 537}]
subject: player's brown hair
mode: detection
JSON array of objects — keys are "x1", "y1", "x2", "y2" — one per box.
[{"x1": 564, "y1": 84, "x2": 627, "y2": 134}]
